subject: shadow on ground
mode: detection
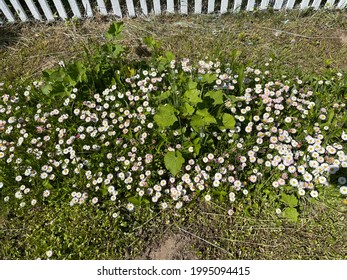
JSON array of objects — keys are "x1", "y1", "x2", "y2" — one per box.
[{"x1": 0, "y1": 24, "x2": 21, "y2": 48}]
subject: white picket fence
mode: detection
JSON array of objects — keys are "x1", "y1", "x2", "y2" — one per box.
[{"x1": 0, "y1": 0, "x2": 346, "y2": 24}]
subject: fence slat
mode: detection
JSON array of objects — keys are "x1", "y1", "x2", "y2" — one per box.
[
  {"x1": 220, "y1": 0, "x2": 228, "y2": 14},
  {"x1": 311, "y1": 0, "x2": 322, "y2": 9},
  {"x1": 96, "y1": 0, "x2": 107, "y2": 15},
  {"x1": 325, "y1": 0, "x2": 335, "y2": 8},
  {"x1": 126, "y1": 0, "x2": 135, "y2": 17},
  {"x1": 24, "y1": 0, "x2": 42, "y2": 20},
  {"x1": 9, "y1": 0, "x2": 27, "y2": 21},
  {"x1": 38, "y1": 0, "x2": 54, "y2": 21},
  {"x1": 1, "y1": 0, "x2": 347, "y2": 24},
  {"x1": 233, "y1": 0, "x2": 242, "y2": 12},
  {"x1": 153, "y1": 0, "x2": 161, "y2": 14},
  {"x1": 180, "y1": 0, "x2": 188, "y2": 14},
  {"x1": 337, "y1": 0, "x2": 347, "y2": 7},
  {"x1": 259, "y1": 0, "x2": 270, "y2": 9},
  {"x1": 167, "y1": 0, "x2": 174, "y2": 13},
  {"x1": 82, "y1": 0, "x2": 93, "y2": 17},
  {"x1": 286, "y1": 0, "x2": 296, "y2": 9},
  {"x1": 0, "y1": 0, "x2": 15, "y2": 22},
  {"x1": 246, "y1": 0, "x2": 255, "y2": 11},
  {"x1": 52, "y1": 0, "x2": 68, "y2": 20},
  {"x1": 110, "y1": 0, "x2": 122, "y2": 17},
  {"x1": 139, "y1": 0, "x2": 148, "y2": 15},
  {"x1": 273, "y1": 0, "x2": 284, "y2": 9},
  {"x1": 194, "y1": 0, "x2": 202, "y2": 14},
  {"x1": 207, "y1": 0, "x2": 215, "y2": 13},
  {"x1": 300, "y1": 0, "x2": 310, "y2": 9},
  {"x1": 67, "y1": 0, "x2": 81, "y2": 18}
]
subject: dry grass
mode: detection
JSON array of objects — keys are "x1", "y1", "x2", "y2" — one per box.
[
  {"x1": 0, "y1": 9, "x2": 347, "y2": 260},
  {"x1": 1, "y1": 9, "x2": 347, "y2": 82}
]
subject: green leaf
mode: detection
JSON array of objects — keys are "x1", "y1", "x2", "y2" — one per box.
[
  {"x1": 205, "y1": 90, "x2": 224, "y2": 105},
  {"x1": 325, "y1": 109, "x2": 335, "y2": 126},
  {"x1": 180, "y1": 102, "x2": 195, "y2": 117},
  {"x1": 68, "y1": 61, "x2": 87, "y2": 84},
  {"x1": 128, "y1": 196, "x2": 141, "y2": 206},
  {"x1": 221, "y1": 113, "x2": 236, "y2": 129},
  {"x1": 187, "y1": 80, "x2": 198, "y2": 90},
  {"x1": 193, "y1": 137, "x2": 201, "y2": 155},
  {"x1": 201, "y1": 73, "x2": 217, "y2": 84},
  {"x1": 143, "y1": 36, "x2": 161, "y2": 49},
  {"x1": 112, "y1": 44, "x2": 124, "y2": 58},
  {"x1": 164, "y1": 151, "x2": 185, "y2": 176},
  {"x1": 153, "y1": 91, "x2": 171, "y2": 102},
  {"x1": 164, "y1": 51, "x2": 175, "y2": 61},
  {"x1": 283, "y1": 207, "x2": 299, "y2": 222},
  {"x1": 280, "y1": 193, "x2": 298, "y2": 208},
  {"x1": 41, "y1": 84, "x2": 52, "y2": 95},
  {"x1": 154, "y1": 104, "x2": 178, "y2": 127},
  {"x1": 105, "y1": 22, "x2": 124, "y2": 40},
  {"x1": 191, "y1": 109, "x2": 217, "y2": 130},
  {"x1": 43, "y1": 180, "x2": 53, "y2": 189},
  {"x1": 184, "y1": 89, "x2": 202, "y2": 105}
]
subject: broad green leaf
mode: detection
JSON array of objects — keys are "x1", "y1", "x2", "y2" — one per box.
[
  {"x1": 187, "y1": 80, "x2": 198, "y2": 90},
  {"x1": 41, "y1": 84, "x2": 52, "y2": 95},
  {"x1": 143, "y1": 36, "x2": 161, "y2": 49},
  {"x1": 193, "y1": 137, "x2": 201, "y2": 155},
  {"x1": 201, "y1": 73, "x2": 217, "y2": 84},
  {"x1": 180, "y1": 102, "x2": 195, "y2": 116},
  {"x1": 283, "y1": 207, "x2": 299, "y2": 222},
  {"x1": 184, "y1": 89, "x2": 202, "y2": 105},
  {"x1": 221, "y1": 113, "x2": 236, "y2": 129},
  {"x1": 205, "y1": 90, "x2": 224, "y2": 105},
  {"x1": 112, "y1": 44, "x2": 124, "y2": 58},
  {"x1": 68, "y1": 61, "x2": 87, "y2": 84},
  {"x1": 105, "y1": 22, "x2": 124, "y2": 40},
  {"x1": 280, "y1": 193, "x2": 298, "y2": 208},
  {"x1": 154, "y1": 104, "x2": 177, "y2": 127},
  {"x1": 326, "y1": 109, "x2": 335, "y2": 126},
  {"x1": 191, "y1": 109, "x2": 216, "y2": 130},
  {"x1": 196, "y1": 109, "x2": 216, "y2": 123},
  {"x1": 190, "y1": 116, "x2": 205, "y2": 129},
  {"x1": 164, "y1": 151, "x2": 185, "y2": 176},
  {"x1": 164, "y1": 51, "x2": 175, "y2": 61},
  {"x1": 128, "y1": 196, "x2": 141, "y2": 206},
  {"x1": 153, "y1": 91, "x2": 171, "y2": 102}
]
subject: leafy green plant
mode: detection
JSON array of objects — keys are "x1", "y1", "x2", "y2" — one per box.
[{"x1": 1, "y1": 21, "x2": 347, "y2": 247}]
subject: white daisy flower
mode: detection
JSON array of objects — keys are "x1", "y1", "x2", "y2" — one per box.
[
  {"x1": 289, "y1": 178, "x2": 299, "y2": 187},
  {"x1": 310, "y1": 190, "x2": 319, "y2": 198}
]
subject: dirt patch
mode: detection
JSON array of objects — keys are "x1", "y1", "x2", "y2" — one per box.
[
  {"x1": 339, "y1": 32, "x2": 347, "y2": 45},
  {"x1": 142, "y1": 233, "x2": 199, "y2": 260}
]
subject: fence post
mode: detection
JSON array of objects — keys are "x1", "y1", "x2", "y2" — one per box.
[
  {"x1": 153, "y1": 0, "x2": 161, "y2": 14},
  {"x1": 9, "y1": 0, "x2": 28, "y2": 21},
  {"x1": 167, "y1": 0, "x2": 174, "y2": 13},
  {"x1": 110, "y1": 0, "x2": 122, "y2": 18},
  {"x1": 81, "y1": 0, "x2": 94, "y2": 17},
  {"x1": 0, "y1": 0, "x2": 15, "y2": 22},
  {"x1": 140, "y1": 0, "x2": 148, "y2": 15},
  {"x1": 337, "y1": 0, "x2": 347, "y2": 8},
  {"x1": 52, "y1": 0, "x2": 68, "y2": 20},
  {"x1": 220, "y1": 0, "x2": 228, "y2": 14},
  {"x1": 194, "y1": 0, "x2": 202, "y2": 14}
]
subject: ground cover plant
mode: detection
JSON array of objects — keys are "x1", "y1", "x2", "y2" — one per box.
[{"x1": 1, "y1": 11, "x2": 347, "y2": 260}]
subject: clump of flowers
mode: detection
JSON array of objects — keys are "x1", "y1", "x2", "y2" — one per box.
[{"x1": 0, "y1": 22, "x2": 346, "y2": 223}]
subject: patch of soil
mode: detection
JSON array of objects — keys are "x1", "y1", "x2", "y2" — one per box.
[
  {"x1": 141, "y1": 233, "x2": 199, "y2": 260},
  {"x1": 339, "y1": 32, "x2": 347, "y2": 45}
]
